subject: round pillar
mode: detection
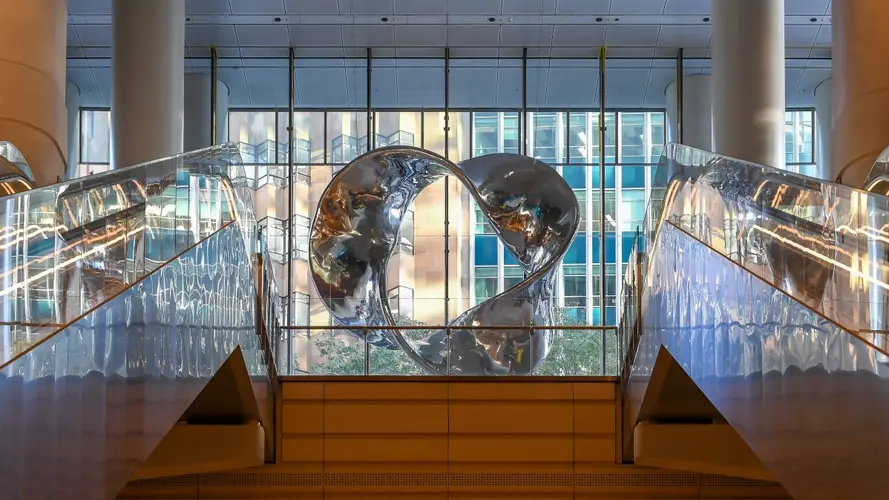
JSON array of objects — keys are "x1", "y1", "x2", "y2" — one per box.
[
  {"x1": 832, "y1": 1, "x2": 889, "y2": 186},
  {"x1": 665, "y1": 74, "x2": 713, "y2": 151},
  {"x1": 66, "y1": 80, "x2": 82, "y2": 180},
  {"x1": 111, "y1": 0, "x2": 184, "y2": 169},
  {"x1": 814, "y1": 78, "x2": 833, "y2": 181},
  {"x1": 0, "y1": 0, "x2": 67, "y2": 185},
  {"x1": 712, "y1": 0, "x2": 785, "y2": 168},
  {"x1": 184, "y1": 74, "x2": 230, "y2": 152}
]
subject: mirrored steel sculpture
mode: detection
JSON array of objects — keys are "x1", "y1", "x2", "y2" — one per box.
[{"x1": 310, "y1": 146, "x2": 579, "y2": 375}]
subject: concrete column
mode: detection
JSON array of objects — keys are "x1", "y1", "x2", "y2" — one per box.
[
  {"x1": 0, "y1": 0, "x2": 67, "y2": 185},
  {"x1": 832, "y1": 1, "x2": 889, "y2": 186},
  {"x1": 665, "y1": 74, "x2": 713, "y2": 151},
  {"x1": 814, "y1": 78, "x2": 833, "y2": 181},
  {"x1": 712, "y1": 0, "x2": 785, "y2": 169},
  {"x1": 111, "y1": 0, "x2": 184, "y2": 169},
  {"x1": 66, "y1": 81, "x2": 82, "y2": 180},
  {"x1": 184, "y1": 74, "x2": 230, "y2": 152}
]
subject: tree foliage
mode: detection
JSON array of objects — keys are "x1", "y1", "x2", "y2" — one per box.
[{"x1": 304, "y1": 310, "x2": 620, "y2": 376}]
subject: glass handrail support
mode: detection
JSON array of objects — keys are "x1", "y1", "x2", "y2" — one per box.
[
  {"x1": 0, "y1": 144, "x2": 283, "y2": 499},
  {"x1": 623, "y1": 143, "x2": 889, "y2": 500}
]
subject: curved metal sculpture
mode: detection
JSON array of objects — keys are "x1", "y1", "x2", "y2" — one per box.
[{"x1": 310, "y1": 146, "x2": 579, "y2": 375}]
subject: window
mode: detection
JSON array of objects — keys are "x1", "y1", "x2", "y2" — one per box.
[
  {"x1": 503, "y1": 266, "x2": 523, "y2": 290},
  {"x1": 574, "y1": 189, "x2": 587, "y2": 231},
  {"x1": 291, "y1": 214, "x2": 310, "y2": 261},
  {"x1": 387, "y1": 286, "x2": 414, "y2": 320},
  {"x1": 397, "y1": 208, "x2": 414, "y2": 254},
  {"x1": 532, "y1": 112, "x2": 558, "y2": 164},
  {"x1": 563, "y1": 264, "x2": 586, "y2": 324},
  {"x1": 474, "y1": 267, "x2": 498, "y2": 305},
  {"x1": 292, "y1": 292, "x2": 309, "y2": 326},
  {"x1": 784, "y1": 109, "x2": 816, "y2": 175},
  {"x1": 474, "y1": 112, "x2": 499, "y2": 156},
  {"x1": 474, "y1": 205, "x2": 495, "y2": 234},
  {"x1": 620, "y1": 190, "x2": 646, "y2": 233}
]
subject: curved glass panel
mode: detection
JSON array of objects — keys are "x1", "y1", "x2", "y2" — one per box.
[{"x1": 623, "y1": 143, "x2": 889, "y2": 499}]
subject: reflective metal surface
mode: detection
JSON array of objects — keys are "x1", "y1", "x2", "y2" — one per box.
[
  {"x1": 310, "y1": 146, "x2": 579, "y2": 375},
  {"x1": 0, "y1": 141, "x2": 35, "y2": 195},
  {"x1": 0, "y1": 144, "x2": 281, "y2": 499},
  {"x1": 624, "y1": 143, "x2": 889, "y2": 499},
  {"x1": 0, "y1": 223, "x2": 270, "y2": 499}
]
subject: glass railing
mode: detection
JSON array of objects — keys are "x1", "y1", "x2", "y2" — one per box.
[
  {"x1": 281, "y1": 325, "x2": 620, "y2": 376},
  {"x1": 0, "y1": 143, "x2": 284, "y2": 369},
  {"x1": 628, "y1": 143, "x2": 889, "y2": 349}
]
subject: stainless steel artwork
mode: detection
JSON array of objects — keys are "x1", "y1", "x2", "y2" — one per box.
[{"x1": 310, "y1": 146, "x2": 579, "y2": 375}]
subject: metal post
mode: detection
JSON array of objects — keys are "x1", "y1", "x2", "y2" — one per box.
[
  {"x1": 522, "y1": 48, "x2": 528, "y2": 155},
  {"x1": 366, "y1": 48, "x2": 373, "y2": 151},
  {"x1": 676, "y1": 48, "x2": 684, "y2": 144},
  {"x1": 598, "y1": 46, "x2": 608, "y2": 374},
  {"x1": 444, "y1": 47, "x2": 450, "y2": 324},
  {"x1": 286, "y1": 47, "x2": 295, "y2": 371},
  {"x1": 210, "y1": 47, "x2": 218, "y2": 145}
]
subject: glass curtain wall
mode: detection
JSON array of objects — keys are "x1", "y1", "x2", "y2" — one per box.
[{"x1": 73, "y1": 53, "x2": 824, "y2": 375}]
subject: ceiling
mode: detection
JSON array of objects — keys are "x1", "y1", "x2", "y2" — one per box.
[{"x1": 65, "y1": 0, "x2": 834, "y2": 109}]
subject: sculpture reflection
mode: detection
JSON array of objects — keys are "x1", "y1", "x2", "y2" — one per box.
[{"x1": 310, "y1": 147, "x2": 579, "y2": 375}]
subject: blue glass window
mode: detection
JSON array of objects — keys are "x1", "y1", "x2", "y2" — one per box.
[
  {"x1": 474, "y1": 235, "x2": 498, "y2": 265},
  {"x1": 621, "y1": 166, "x2": 645, "y2": 188},
  {"x1": 592, "y1": 233, "x2": 616, "y2": 263},
  {"x1": 564, "y1": 233, "x2": 587, "y2": 264},
  {"x1": 562, "y1": 165, "x2": 585, "y2": 189}
]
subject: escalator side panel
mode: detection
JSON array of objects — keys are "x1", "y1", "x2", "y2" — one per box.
[
  {"x1": 0, "y1": 223, "x2": 270, "y2": 500},
  {"x1": 626, "y1": 222, "x2": 889, "y2": 500}
]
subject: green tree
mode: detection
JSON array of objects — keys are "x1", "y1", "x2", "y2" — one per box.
[{"x1": 307, "y1": 309, "x2": 620, "y2": 376}]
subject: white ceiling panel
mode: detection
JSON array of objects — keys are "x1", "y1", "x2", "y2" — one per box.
[
  {"x1": 605, "y1": 25, "x2": 660, "y2": 46},
  {"x1": 555, "y1": 0, "x2": 612, "y2": 14},
  {"x1": 551, "y1": 25, "x2": 607, "y2": 46},
  {"x1": 186, "y1": 25, "x2": 238, "y2": 46},
  {"x1": 609, "y1": 47, "x2": 656, "y2": 57},
  {"x1": 68, "y1": 0, "x2": 111, "y2": 15},
  {"x1": 814, "y1": 26, "x2": 831, "y2": 47},
  {"x1": 290, "y1": 25, "x2": 344, "y2": 46},
  {"x1": 500, "y1": 24, "x2": 554, "y2": 46},
  {"x1": 609, "y1": 0, "x2": 666, "y2": 15},
  {"x1": 230, "y1": 0, "x2": 286, "y2": 14},
  {"x1": 447, "y1": 0, "x2": 500, "y2": 14},
  {"x1": 342, "y1": 0, "x2": 395, "y2": 15},
  {"x1": 448, "y1": 25, "x2": 501, "y2": 46},
  {"x1": 236, "y1": 24, "x2": 290, "y2": 45},
  {"x1": 67, "y1": 25, "x2": 82, "y2": 46},
  {"x1": 344, "y1": 25, "x2": 395, "y2": 46},
  {"x1": 785, "y1": 25, "x2": 819, "y2": 47},
  {"x1": 185, "y1": 0, "x2": 233, "y2": 15},
  {"x1": 656, "y1": 24, "x2": 709, "y2": 47},
  {"x1": 544, "y1": 67, "x2": 599, "y2": 107},
  {"x1": 502, "y1": 0, "x2": 557, "y2": 15},
  {"x1": 394, "y1": 0, "x2": 447, "y2": 14},
  {"x1": 663, "y1": 0, "x2": 710, "y2": 14},
  {"x1": 396, "y1": 25, "x2": 447, "y2": 46},
  {"x1": 75, "y1": 25, "x2": 111, "y2": 46},
  {"x1": 284, "y1": 0, "x2": 340, "y2": 14},
  {"x1": 785, "y1": 0, "x2": 831, "y2": 15}
]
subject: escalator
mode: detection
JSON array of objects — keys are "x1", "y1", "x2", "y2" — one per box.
[
  {"x1": 0, "y1": 144, "x2": 282, "y2": 499},
  {"x1": 621, "y1": 143, "x2": 889, "y2": 500}
]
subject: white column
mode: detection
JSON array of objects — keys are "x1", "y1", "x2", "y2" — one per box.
[
  {"x1": 66, "y1": 80, "x2": 82, "y2": 180},
  {"x1": 832, "y1": 1, "x2": 889, "y2": 187},
  {"x1": 665, "y1": 74, "x2": 713, "y2": 151},
  {"x1": 111, "y1": 0, "x2": 184, "y2": 169},
  {"x1": 814, "y1": 77, "x2": 833, "y2": 181},
  {"x1": 184, "y1": 74, "x2": 231, "y2": 152},
  {"x1": 0, "y1": 0, "x2": 67, "y2": 185},
  {"x1": 712, "y1": 0, "x2": 785, "y2": 168}
]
